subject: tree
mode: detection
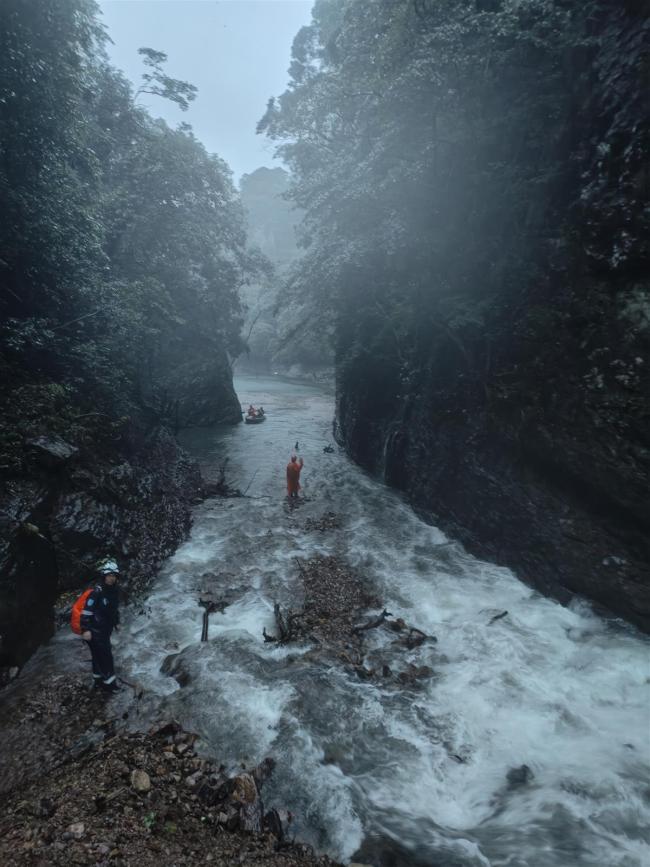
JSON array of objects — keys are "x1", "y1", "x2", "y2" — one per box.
[
  {"x1": 259, "y1": 0, "x2": 578, "y2": 376},
  {"x1": 0, "y1": 0, "x2": 263, "y2": 467},
  {"x1": 135, "y1": 47, "x2": 198, "y2": 111}
]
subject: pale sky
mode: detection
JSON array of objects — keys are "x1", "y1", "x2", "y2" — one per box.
[{"x1": 98, "y1": 0, "x2": 313, "y2": 183}]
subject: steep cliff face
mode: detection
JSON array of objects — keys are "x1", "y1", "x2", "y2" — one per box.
[
  {"x1": 0, "y1": 426, "x2": 201, "y2": 675},
  {"x1": 147, "y1": 332, "x2": 243, "y2": 427},
  {"x1": 336, "y1": 7, "x2": 649, "y2": 631}
]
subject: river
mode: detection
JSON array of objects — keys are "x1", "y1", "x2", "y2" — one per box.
[{"x1": 68, "y1": 376, "x2": 650, "y2": 865}]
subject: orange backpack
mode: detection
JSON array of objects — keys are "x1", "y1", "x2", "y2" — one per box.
[{"x1": 71, "y1": 588, "x2": 94, "y2": 634}]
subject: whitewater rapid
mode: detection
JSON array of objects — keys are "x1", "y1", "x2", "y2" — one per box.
[{"x1": 115, "y1": 375, "x2": 649, "y2": 867}]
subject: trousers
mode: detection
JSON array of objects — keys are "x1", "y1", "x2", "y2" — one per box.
[{"x1": 87, "y1": 631, "x2": 115, "y2": 684}]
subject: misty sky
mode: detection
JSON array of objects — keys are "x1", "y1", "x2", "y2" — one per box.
[{"x1": 98, "y1": 0, "x2": 313, "y2": 183}]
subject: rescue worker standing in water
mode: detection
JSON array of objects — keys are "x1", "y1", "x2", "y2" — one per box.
[
  {"x1": 81, "y1": 559, "x2": 121, "y2": 692},
  {"x1": 286, "y1": 454, "x2": 304, "y2": 498}
]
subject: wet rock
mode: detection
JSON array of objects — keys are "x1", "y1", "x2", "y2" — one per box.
[
  {"x1": 185, "y1": 770, "x2": 203, "y2": 789},
  {"x1": 148, "y1": 720, "x2": 182, "y2": 738},
  {"x1": 27, "y1": 436, "x2": 79, "y2": 468},
  {"x1": 224, "y1": 806, "x2": 241, "y2": 831},
  {"x1": 230, "y1": 772, "x2": 257, "y2": 806},
  {"x1": 232, "y1": 773, "x2": 262, "y2": 833},
  {"x1": 396, "y1": 664, "x2": 433, "y2": 685},
  {"x1": 264, "y1": 807, "x2": 291, "y2": 841},
  {"x1": 354, "y1": 835, "x2": 433, "y2": 867},
  {"x1": 159, "y1": 652, "x2": 192, "y2": 687},
  {"x1": 387, "y1": 618, "x2": 407, "y2": 632},
  {"x1": 450, "y1": 754, "x2": 467, "y2": 764},
  {"x1": 404, "y1": 628, "x2": 429, "y2": 649},
  {"x1": 506, "y1": 764, "x2": 534, "y2": 788}
]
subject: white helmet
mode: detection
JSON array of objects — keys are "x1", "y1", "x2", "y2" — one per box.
[{"x1": 98, "y1": 558, "x2": 119, "y2": 575}]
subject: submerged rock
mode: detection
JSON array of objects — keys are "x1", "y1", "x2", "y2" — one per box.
[
  {"x1": 506, "y1": 764, "x2": 534, "y2": 789},
  {"x1": 26, "y1": 435, "x2": 79, "y2": 467}
]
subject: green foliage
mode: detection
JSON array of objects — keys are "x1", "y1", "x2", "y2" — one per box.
[
  {"x1": 0, "y1": 0, "x2": 264, "y2": 473},
  {"x1": 261, "y1": 0, "x2": 648, "y2": 416},
  {"x1": 136, "y1": 47, "x2": 198, "y2": 111},
  {"x1": 259, "y1": 0, "x2": 583, "y2": 367}
]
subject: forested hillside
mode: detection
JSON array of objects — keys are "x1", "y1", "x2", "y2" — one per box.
[
  {"x1": 262, "y1": 0, "x2": 650, "y2": 629},
  {"x1": 239, "y1": 166, "x2": 332, "y2": 375},
  {"x1": 0, "y1": 0, "x2": 261, "y2": 671}
]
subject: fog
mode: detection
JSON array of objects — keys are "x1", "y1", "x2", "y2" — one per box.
[{"x1": 1, "y1": 3, "x2": 647, "y2": 866}]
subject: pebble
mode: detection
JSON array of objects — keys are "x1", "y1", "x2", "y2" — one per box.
[
  {"x1": 130, "y1": 769, "x2": 151, "y2": 793},
  {"x1": 185, "y1": 770, "x2": 202, "y2": 788}
]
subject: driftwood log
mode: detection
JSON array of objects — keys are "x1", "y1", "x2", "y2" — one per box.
[
  {"x1": 352, "y1": 608, "x2": 393, "y2": 634},
  {"x1": 199, "y1": 596, "x2": 224, "y2": 642},
  {"x1": 405, "y1": 627, "x2": 429, "y2": 648},
  {"x1": 231, "y1": 756, "x2": 276, "y2": 833},
  {"x1": 263, "y1": 603, "x2": 301, "y2": 644}
]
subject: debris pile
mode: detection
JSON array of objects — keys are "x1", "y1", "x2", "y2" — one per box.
[
  {"x1": 263, "y1": 555, "x2": 379, "y2": 648},
  {"x1": 263, "y1": 556, "x2": 437, "y2": 688},
  {"x1": 303, "y1": 512, "x2": 341, "y2": 533}
]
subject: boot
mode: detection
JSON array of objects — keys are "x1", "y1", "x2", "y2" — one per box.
[{"x1": 101, "y1": 679, "x2": 120, "y2": 693}]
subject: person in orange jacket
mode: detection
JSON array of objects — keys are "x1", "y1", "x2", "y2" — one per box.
[{"x1": 286, "y1": 454, "x2": 304, "y2": 498}]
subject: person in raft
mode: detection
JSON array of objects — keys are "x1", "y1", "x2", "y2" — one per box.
[{"x1": 286, "y1": 453, "x2": 304, "y2": 498}]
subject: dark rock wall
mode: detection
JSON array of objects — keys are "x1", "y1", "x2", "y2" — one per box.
[
  {"x1": 0, "y1": 428, "x2": 201, "y2": 670},
  {"x1": 146, "y1": 330, "x2": 242, "y2": 427},
  {"x1": 336, "y1": 6, "x2": 649, "y2": 631}
]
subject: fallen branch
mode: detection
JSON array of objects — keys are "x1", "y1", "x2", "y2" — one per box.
[
  {"x1": 263, "y1": 603, "x2": 301, "y2": 644},
  {"x1": 274, "y1": 603, "x2": 290, "y2": 641},
  {"x1": 352, "y1": 608, "x2": 393, "y2": 634},
  {"x1": 405, "y1": 627, "x2": 429, "y2": 648},
  {"x1": 199, "y1": 597, "x2": 221, "y2": 642},
  {"x1": 242, "y1": 469, "x2": 259, "y2": 496}
]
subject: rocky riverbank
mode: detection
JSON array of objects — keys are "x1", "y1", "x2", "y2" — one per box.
[
  {"x1": 0, "y1": 518, "x2": 383, "y2": 867},
  {"x1": 0, "y1": 424, "x2": 211, "y2": 683},
  {"x1": 0, "y1": 672, "x2": 340, "y2": 867}
]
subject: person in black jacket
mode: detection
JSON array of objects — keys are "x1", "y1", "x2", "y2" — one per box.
[{"x1": 81, "y1": 558, "x2": 121, "y2": 692}]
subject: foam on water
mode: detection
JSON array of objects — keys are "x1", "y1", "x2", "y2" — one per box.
[{"x1": 119, "y1": 375, "x2": 650, "y2": 866}]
